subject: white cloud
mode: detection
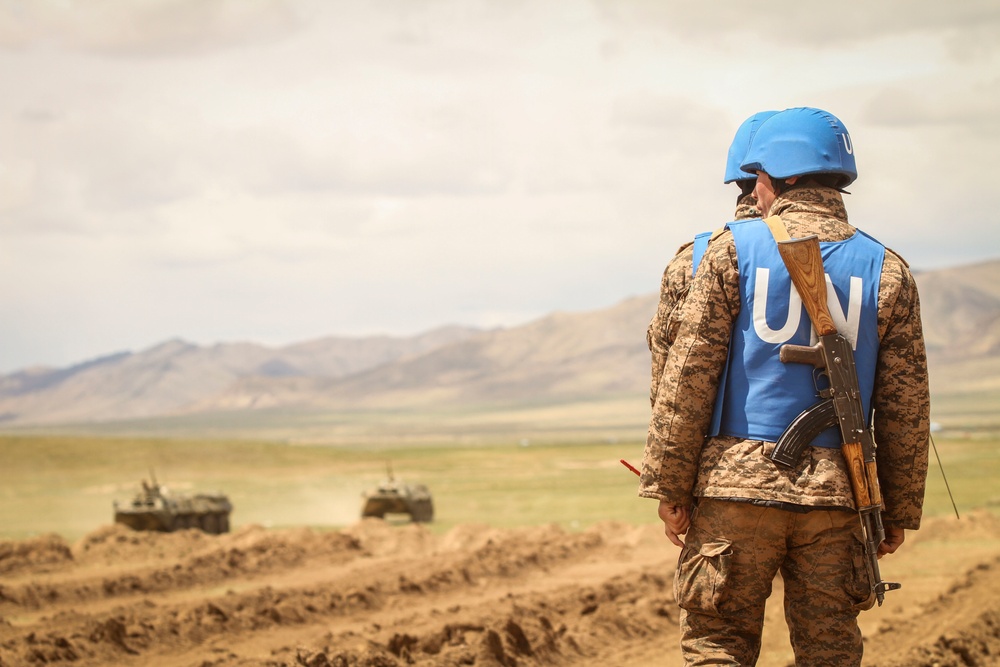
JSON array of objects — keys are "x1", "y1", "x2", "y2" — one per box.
[
  {"x1": 0, "y1": 0, "x2": 303, "y2": 56},
  {"x1": 593, "y1": 0, "x2": 1000, "y2": 48},
  {"x1": 0, "y1": 0, "x2": 998, "y2": 372}
]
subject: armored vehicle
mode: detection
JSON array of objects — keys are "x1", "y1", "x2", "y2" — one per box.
[
  {"x1": 361, "y1": 466, "x2": 434, "y2": 523},
  {"x1": 114, "y1": 474, "x2": 232, "y2": 534}
]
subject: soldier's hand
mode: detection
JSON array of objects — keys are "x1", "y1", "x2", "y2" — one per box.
[
  {"x1": 657, "y1": 500, "x2": 690, "y2": 547},
  {"x1": 877, "y1": 525, "x2": 905, "y2": 558}
]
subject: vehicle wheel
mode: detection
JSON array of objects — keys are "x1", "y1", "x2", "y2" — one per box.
[
  {"x1": 411, "y1": 500, "x2": 434, "y2": 523},
  {"x1": 201, "y1": 514, "x2": 219, "y2": 534}
]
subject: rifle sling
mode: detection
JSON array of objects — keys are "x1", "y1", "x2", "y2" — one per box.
[{"x1": 763, "y1": 215, "x2": 791, "y2": 243}]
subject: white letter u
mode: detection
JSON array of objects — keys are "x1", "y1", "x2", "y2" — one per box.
[
  {"x1": 753, "y1": 267, "x2": 802, "y2": 344},
  {"x1": 841, "y1": 133, "x2": 853, "y2": 155}
]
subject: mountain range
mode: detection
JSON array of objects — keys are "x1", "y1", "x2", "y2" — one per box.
[{"x1": 2, "y1": 259, "x2": 999, "y2": 430}]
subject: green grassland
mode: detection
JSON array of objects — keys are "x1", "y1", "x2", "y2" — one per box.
[
  {"x1": 1, "y1": 432, "x2": 995, "y2": 542},
  {"x1": 928, "y1": 389, "x2": 1000, "y2": 433},
  {"x1": 11, "y1": 395, "x2": 651, "y2": 446}
]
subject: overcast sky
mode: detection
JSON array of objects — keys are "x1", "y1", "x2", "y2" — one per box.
[{"x1": 1, "y1": 0, "x2": 998, "y2": 373}]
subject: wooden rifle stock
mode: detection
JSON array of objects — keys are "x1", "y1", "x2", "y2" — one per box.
[{"x1": 777, "y1": 236, "x2": 837, "y2": 337}]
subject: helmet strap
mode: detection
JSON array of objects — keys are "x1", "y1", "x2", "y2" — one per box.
[
  {"x1": 796, "y1": 174, "x2": 852, "y2": 195},
  {"x1": 773, "y1": 177, "x2": 793, "y2": 197}
]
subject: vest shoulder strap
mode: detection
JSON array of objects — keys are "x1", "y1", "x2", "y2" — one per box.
[{"x1": 691, "y1": 226, "x2": 730, "y2": 277}]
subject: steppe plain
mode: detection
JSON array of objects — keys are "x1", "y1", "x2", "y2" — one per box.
[{"x1": 2, "y1": 423, "x2": 999, "y2": 667}]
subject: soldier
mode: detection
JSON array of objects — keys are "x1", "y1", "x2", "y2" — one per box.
[
  {"x1": 639, "y1": 107, "x2": 930, "y2": 666},
  {"x1": 647, "y1": 111, "x2": 776, "y2": 406}
]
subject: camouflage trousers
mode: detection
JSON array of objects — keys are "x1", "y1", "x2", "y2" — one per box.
[{"x1": 674, "y1": 498, "x2": 872, "y2": 666}]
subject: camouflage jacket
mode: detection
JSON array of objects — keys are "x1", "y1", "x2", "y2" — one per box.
[
  {"x1": 646, "y1": 193, "x2": 760, "y2": 406},
  {"x1": 639, "y1": 185, "x2": 930, "y2": 530}
]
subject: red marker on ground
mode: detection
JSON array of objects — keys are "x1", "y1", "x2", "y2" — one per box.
[{"x1": 620, "y1": 459, "x2": 640, "y2": 477}]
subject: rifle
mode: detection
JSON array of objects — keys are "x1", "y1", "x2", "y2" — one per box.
[{"x1": 766, "y1": 235, "x2": 900, "y2": 607}]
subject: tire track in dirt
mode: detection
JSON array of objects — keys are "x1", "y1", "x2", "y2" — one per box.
[
  {"x1": 867, "y1": 554, "x2": 1000, "y2": 667},
  {"x1": 293, "y1": 563, "x2": 676, "y2": 667},
  {"x1": 3, "y1": 514, "x2": 999, "y2": 667},
  {"x1": 0, "y1": 521, "x2": 672, "y2": 666},
  {"x1": 0, "y1": 525, "x2": 366, "y2": 614}
]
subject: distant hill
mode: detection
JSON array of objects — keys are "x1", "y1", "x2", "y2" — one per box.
[
  {"x1": 204, "y1": 295, "x2": 657, "y2": 412},
  {"x1": 0, "y1": 327, "x2": 481, "y2": 424},
  {"x1": 911, "y1": 259, "x2": 1000, "y2": 416},
  {"x1": 1, "y1": 259, "x2": 998, "y2": 429}
]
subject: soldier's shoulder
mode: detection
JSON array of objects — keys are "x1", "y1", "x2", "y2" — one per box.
[
  {"x1": 878, "y1": 246, "x2": 921, "y2": 298},
  {"x1": 704, "y1": 227, "x2": 736, "y2": 254},
  {"x1": 855, "y1": 227, "x2": 912, "y2": 273},
  {"x1": 674, "y1": 240, "x2": 695, "y2": 255},
  {"x1": 664, "y1": 242, "x2": 695, "y2": 274},
  {"x1": 684, "y1": 229, "x2": 735, "y2": 276},
  {"x1": 883, "y1": 245, "x2": 911, "y2": 269}
]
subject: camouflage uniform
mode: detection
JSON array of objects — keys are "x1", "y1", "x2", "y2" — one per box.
[
  {"x1": 647, "y1": 193, "x2": 759, "y2": 406},
  {"x1": 640, "y1": 185, "x2": 931, "y2": 666}
]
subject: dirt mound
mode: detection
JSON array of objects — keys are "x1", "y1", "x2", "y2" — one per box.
[
  {"x1": 1, "y1": 516, "x2": 999, "y2": 666},
  {"x1": 343, "y1": 517, "x2": 438, "y2": 557},
  {"x1": 436, "y1": 523, "x2": 506, "y2": 553},
  {"x1": 908, "y1": 508, "x2": 1000, "y2": 545},
  {"x1": 869, "y1": 555, "x2": 1000, "y2": 667},
  {"x1": 294, "y1": 564, "x2": 675, "y2": 667},
  {"x1": 73, "y1": 523, "x2": 364, "y2": 571},
  {"x1": 0, "y1": 524, "x2": 365, "y2": 615},
  {"x1": 74, "y1": 522, "x2": 215, "y2": 564},
  {"x1": 0, "y1": 533, "x2": 73, "y2": 575}
]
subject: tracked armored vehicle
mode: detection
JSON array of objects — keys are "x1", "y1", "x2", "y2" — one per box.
[
  {"x1": 114, "y1": 475, "x2": 232, "y2": 534},
  {"x1": 361, "y1": 466, "x2": 434, "y2": 523}
]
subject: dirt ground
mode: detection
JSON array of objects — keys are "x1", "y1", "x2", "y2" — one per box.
[{"x1": 2, "y1": 512, "x2": 1000, "y2": 667}]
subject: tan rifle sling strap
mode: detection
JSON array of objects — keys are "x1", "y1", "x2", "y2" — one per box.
[{"x1": 763, "y1": 215, "x2": 791, "y2": 243}]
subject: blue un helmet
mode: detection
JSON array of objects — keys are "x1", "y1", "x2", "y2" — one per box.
[
  {"x1": 724, "y1": 110, "x2": 778, "y2": 184},
  {"x1": 739, "y1": 107, "x2": 857, "y2": 187}
]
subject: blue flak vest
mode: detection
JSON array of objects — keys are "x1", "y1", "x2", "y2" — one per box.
[{"x1": 708, "y1": 219, "x2": 885, "y2": 448}]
